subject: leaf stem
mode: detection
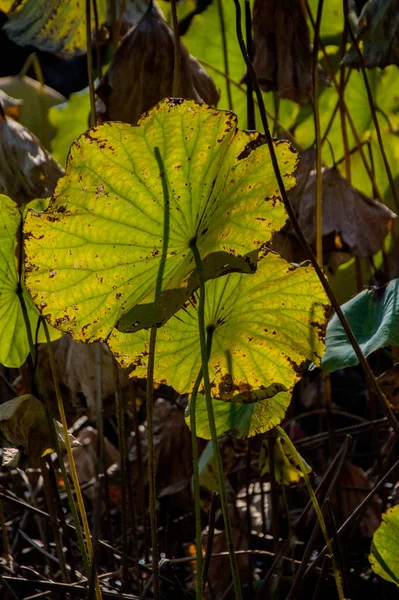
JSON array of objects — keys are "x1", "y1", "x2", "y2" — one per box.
[
  {"x1": 190, "y1": 369, "x2": 204, "y2": 597},
  {"x1": 42, "y1": 319, "x2": 102, "y2": 599},
  {"x1": 86, "y1": 0, "x2": 96, "y2": 126},
  {"x1": 190, "y1": 240, "x2": 242, "y2": 600},
  {"x1": 144, "y1": 147, "x2": 171, "y2": 599},
  {"x1": 217, "y1": 0, "x2": 233, "y2": 111},
  {"x1": 311, "y1": 0, "x2": 324, "y2": 266},
  {"x1": 170, "y1": 0, "x2": 181, "y2": 97},
  {"x1": 189, "y1": 332, "x2": 213, "y2": 598},
  {"x1": 277, "y1": 427, "x2": 345, "y2": 600}
]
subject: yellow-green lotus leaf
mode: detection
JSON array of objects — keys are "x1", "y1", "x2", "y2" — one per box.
[
  {"x1": 186, "y1": 390, "x2": 291, "y2": 439},
  {"x1": 370, "y1": 504, "x2": 399, "y2": 587},
  {"x1": 0, "y1": 194, "x2": 61, "y2": 368},
  {"x1": 24, "y1": 98, "x2": 296, "y2": 342},
  {"x1": 110, "y1": 251, "x2": 329, "y2": 401}
]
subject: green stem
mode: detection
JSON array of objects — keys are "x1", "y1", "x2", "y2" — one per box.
[
  {"x1": 311, "y1": 0, "x2": 324, "y2": 266},
  {"x1": 277, "y1": 427, "x2": 344, "y2": 600},
  {"x1": 189, "y1": 332, "x2": 213, "y2": 598},
  {"x1": 146, "y1": 327, "x2": 160, "y2": 600},
  {"x1": 42, "y1": 320, "x2": 102, "y2": 599},
  {"x1": 190, "y1": 241, "x2": 242, "y2": 600},
  {"x1": 217, "y1": 0, "x2": 233, "y2": 111},
  {"x1": 190, "y1": 369, "x2": 204, "y2": 598},
  {"x1": 86, "y1": 0, "x2": 96, "y2": 126},
  {"x1": 170, "y1": 0, "x2": 181, "y2": 97},
  {"x1": 145, "y1": 147, "x2": 171, "y2": 599}
]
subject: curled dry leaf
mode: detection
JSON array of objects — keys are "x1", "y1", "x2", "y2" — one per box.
[
  {"x1": 0, "y1": 115, "x2": 64, "y2": 205},
  {"x1": 343, "y1": 0, "x2": 399, "y2": 69},
  {"x1": 250, "y1": 0, "x2": 328, "y2": 103},
  {"x1": 96, "y1": 7, "x2": 220, "y2": 124},
  {"x1": 284, "y1": 163, "x2": 396, "y2": 270},
  {"x1": 0, "y1": 89, "x2": 22, "y2": 120},
  {"x1": 0, "y1": 75, "x2": 66, "y2": 148},
  {"x1": 0, "y1": 394, "x2": 80, "y2": 468}
]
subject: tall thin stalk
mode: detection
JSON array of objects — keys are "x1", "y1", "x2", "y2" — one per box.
[
  {"x1": 277, "y1": 427, "x2": 345, "y2": 600},
  {"x1": 217, "y1": 0, "x2": 233, "y2": 111},
  {"x1": 170, "y1": 0, "x2": 181, "y2": 97},
  {"x1": 311, "y1": 0, "x2": 324, "y2": 266},
  {"x1": 190, "y1": 241, "x2": 242, "y2": 600},
  {"x1": 86, "y1": 0, "x2": 96, "y2": 126},
  {"x1": 145, "y1": 147, "x2": 172, "y2": 599}
]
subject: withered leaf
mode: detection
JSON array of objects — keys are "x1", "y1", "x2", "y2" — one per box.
[
  {"x1": 96, "y1": 7, "x2": 220, "y2": 125},
  {"x1": 336, "y1": 461, "x2": 382, "y2": 538},
  {"x1": 343, "y1": 0, "x2": 399, "y2": 69},
  {"x1": 0, "y1": 395, "x2": 80, "y2": 468},
  {"x1": 0, "y1": 114, "x2": 64, "y2": 206},
  {"x1": 286, "y1": 163, "x2": 396, "y2": 269},
  {"x1": 0, "y1": 89, "x2": 23, "y2": 120},
  {"x1": 0, "y1": 75, "x2": 66, "y2": 148},
  {"x1": 250, "y1": 0, "x2": 328, "y2": 103}
]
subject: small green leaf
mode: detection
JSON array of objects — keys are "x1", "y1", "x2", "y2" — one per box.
[
  {"x1": 370, "y1": 504, "x2": 399, "y2": 587},
  {"x1": 0, "y1": 194, "x2": 61, "y2": 368},
  {"x1": 25, "y1": 98, "x2": 296, "y2": 342},
  {"x1": 186, "y1": 390, "x2": 291, "y2": 439},
  {"x1": 322, "y1": 279, "x2": 399, "y2": 372},
  {"x1": 110, "y1": 251, "x2": 328, "y2": 401}
]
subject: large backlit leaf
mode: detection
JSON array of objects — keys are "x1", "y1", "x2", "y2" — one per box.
[
  {"x1": 24, "y1": 98, "x2": 296, "y2": 342},
  {"x1": 322, "y1": 279, "x2": 399, "y2": 372},
  {"x1": 0, "y1": 0, "x2": 149, "y2": 58},
  {"x1": 370, "y1": 504, "x2": 399, "y2": 587},
  {"x1": 0, "y1": 194, "x2": 61, "y2": 368},
  {"x1": 186, "y1": 390, "x2": 291, "y2": 439},
  {"x1": 110, "y1": 252, "x2": 328, "y2": 401}
]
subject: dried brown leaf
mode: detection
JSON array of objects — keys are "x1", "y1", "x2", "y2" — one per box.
[
  {"x1": 337, "y1": 460, "x2": 382, "y2": 538},
  {"x1": 96, "y1": 7, "x2": 220, "y2": 124},
  {"x1": 343, "y1": 0, "x2": 399, "y2": 69},
  {"x1": 250, "y1": 0, "x2": 328, "y2": 103},
  {"x1": 0, "y1": 75, "x2": 66, "y2": 148},
  {"x1": 0, "y1": 89, "x2": 22, "y2": 120},
  {"x1": 0, "y1": 115, "x2": 64, "y2": 205},
  {"x1": 0, "y1": 394, "x2": 80, "y2": 468},
  {"x1": 288, "y1": 164, "x2": 396, "y2": 269}
]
